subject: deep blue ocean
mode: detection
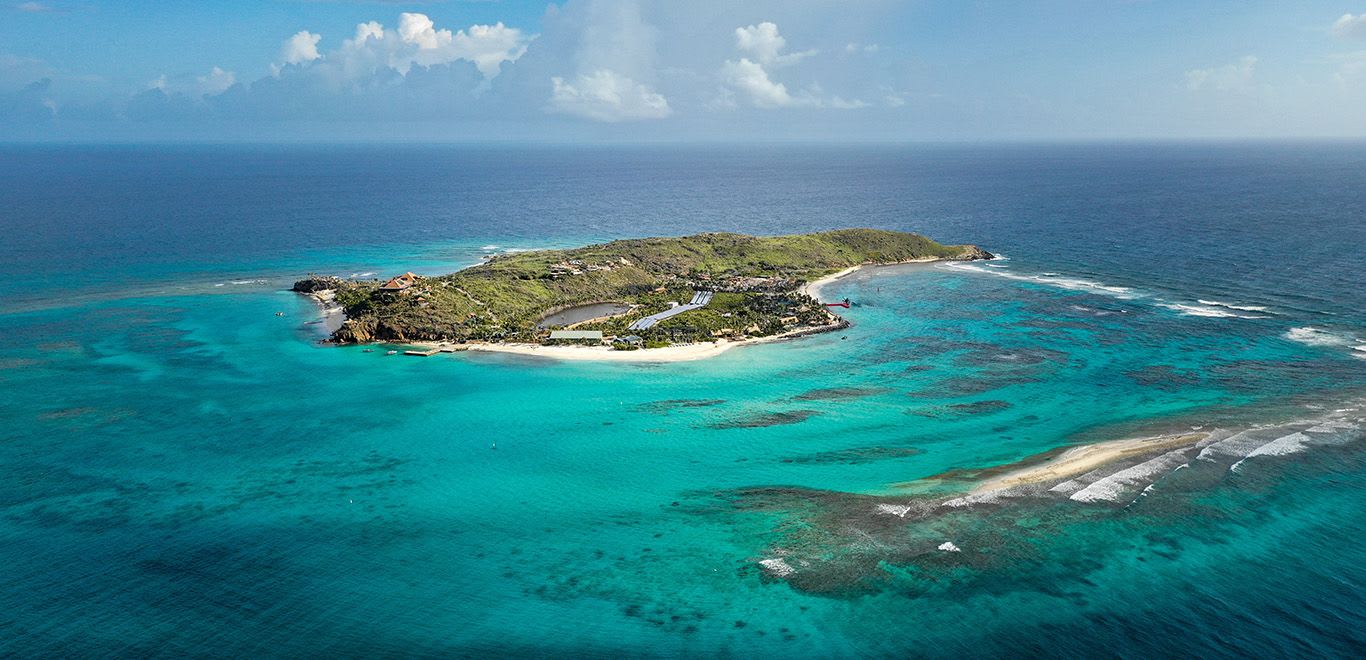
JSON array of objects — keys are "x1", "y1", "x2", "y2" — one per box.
[{"x1": 2, "y1": 143, "x2": 1365, "y2": 657}]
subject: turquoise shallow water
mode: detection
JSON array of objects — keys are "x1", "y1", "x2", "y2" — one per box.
[{"x1": 2, "y1": 144, "x2": 1365, "y2": 656}]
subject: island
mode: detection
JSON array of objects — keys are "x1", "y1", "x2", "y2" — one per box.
[{"x1": 293, "y1": 229, "x2": 992, "y2": 359}]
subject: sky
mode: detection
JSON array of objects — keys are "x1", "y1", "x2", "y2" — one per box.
[{"x1": 2, "y1": 1, "x2": 1366, "y2": 142}]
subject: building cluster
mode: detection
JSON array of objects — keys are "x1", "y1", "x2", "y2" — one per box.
[{"x1": 546, "y1": 257, "x2": 633, "y2": 279}]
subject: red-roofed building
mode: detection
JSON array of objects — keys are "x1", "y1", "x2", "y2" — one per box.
[{"x1": 379, "y1": 272, "x2": 420, "y2": 292}]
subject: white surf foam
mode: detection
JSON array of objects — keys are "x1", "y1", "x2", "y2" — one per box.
[
  {"x1": 1198, "y1": 299, "x2": 1270, "y2": 313},
  {"x1": 1070, "y1": 447, "x2": 1195, "y2": 503},
  {"x1": 1158, "y1": 303, "x2": 1269, "y2": 319},
  {"x1": 759, "y1": 557, "x2": 795, "y2": 577},
  {"x1": 941, "y1": 489, "x2": 1011, "y2": 508},
  {"x1": 1285, "y1": 326, "x2": 1358, "y2": 348},
  {"x1": 876, "y1": 503, "x2": 912, "y2": 517},
  {"x1": 1196, "y1": 427, "x2": 1279, "y2": 462},
  {"x1": 480, "y1": 245, "x2": 499, "y2": 251},
  {"x1": 943, "y1": 263, "x2": 1138, "y2": 299}
]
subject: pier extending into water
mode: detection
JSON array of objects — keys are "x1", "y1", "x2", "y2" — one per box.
[{"x1": 629, "y1": 291, "x2": 713, "y2": 330}]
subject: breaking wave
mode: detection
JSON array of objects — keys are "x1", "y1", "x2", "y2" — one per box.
[
  {"x1": 1285, "y1": 326, "x2": 1359, "y2": 348},
  {"x1": 943, "y1": 263, "x2": 1138, "y2": 299},
  {"x1": 1198, "y1": 299, "x2": 1269, "y2": 312},
  {"x1": 945, "y1": 262, "x2": 1269, "y2": 319},
  {"x1": 1069, "y1": 447, "x2": 1195, "y2": 503},
  {"x1": 1158, "y1": 302, "x2": 1269, "y2": 319}
]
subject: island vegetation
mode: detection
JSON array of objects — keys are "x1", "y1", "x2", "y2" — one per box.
[{"x1": 293, "y1": 229, "x2": 992, "y2": 349}]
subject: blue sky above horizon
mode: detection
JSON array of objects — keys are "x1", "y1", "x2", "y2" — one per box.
[{"x1": 3, "y1": 1, "x2": 1366, "y2": 141}]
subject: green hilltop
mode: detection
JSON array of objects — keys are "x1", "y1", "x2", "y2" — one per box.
[{"x1": 295, "y1": 229, "x2": 991, "y2": 346}]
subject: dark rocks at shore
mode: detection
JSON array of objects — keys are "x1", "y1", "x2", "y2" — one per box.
[
  {"x1": 958, "y1": 245, "x2": 995, "y2": 261},
  {"x1": 291, "y1": 276, "x2": 349, "y2": 293}
]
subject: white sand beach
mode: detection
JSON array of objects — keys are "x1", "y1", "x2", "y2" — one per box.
[
  {"x1": 800, "y1": 257, "x2": 951, "y2": 301},
  {"x1": 969, "y1": 432, "x2": 1208, "y2": 495},
  {"x1": 458, "y1": 320, "x2": 847, "y2": 362}
]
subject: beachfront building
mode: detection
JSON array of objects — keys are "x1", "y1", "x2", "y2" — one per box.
[
  {"x1": 547, "y1": 330, "x2": 605, "y2": 345},
  {"x1": 614, "y1": 334, "x2": 644, "y2": 347}
]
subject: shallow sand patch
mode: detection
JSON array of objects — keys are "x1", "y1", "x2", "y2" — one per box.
[{"x1": 967, "y1": 432, "x2": 1208, "y2": 495}]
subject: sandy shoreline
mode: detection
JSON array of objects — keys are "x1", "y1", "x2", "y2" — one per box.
[
  {"x1": 800, "y1": 265, "x2": 862, "y2": 300},
  {"x1": 429, "y1": 320, "x2": 849, "y2": 362},
  {"x1": 798, "y1": 258, "x2": 945, "y2": 301},
  {"x1": 968, "y1": 432, "x2": 1208, "y2": 495}
]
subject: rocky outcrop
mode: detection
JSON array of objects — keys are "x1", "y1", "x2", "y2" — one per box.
[
  {"x1": 955, "y1": 245, "x2": 995, "y2": 261},
  {"x1": 291, "y1": 276, "x2": 349, "y2": 294},
  {"x1": 332, "y1": 317, "x2": 377, "y2": 343}
]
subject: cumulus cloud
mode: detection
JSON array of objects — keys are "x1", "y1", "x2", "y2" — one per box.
[
  {"x1": 304, "y1": 14, "x2": 530, "y2": 79},
  {"x1": 549, "y1": 69, "x2": 671, "y2": 121},
  {"x1": 1332, "y1": 13, "x2": 1366, "y2": 39},
  {"x1": 1185, "y1": 55, "x2": 1258, "y2": 92},
  {"x1": 720, "y1": 58, "x2": 793, "y2": 107},
  {"x1": 391, "y1": 13, "x2": 531, "y2": 76},
  {"x1": 735, "y1": 22, "x2": 815, "y2": 66},
  {"x1": 535, "y1": 0, "x2": 671, "y2": 122},
  {"x1": 281, "y1": 31, "x2": 322, "y2": 66},
  {"x1": 720, "y1": 21, "x2": 863, "y2": 109}
]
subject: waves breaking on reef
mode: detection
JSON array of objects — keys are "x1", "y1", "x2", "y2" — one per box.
[
  {"x1": 943, "y1": 261, "x2": 1282, "y2": 321},
  {"x1": 742, "y1": 402, "x2": 1366, "y2": 595}
]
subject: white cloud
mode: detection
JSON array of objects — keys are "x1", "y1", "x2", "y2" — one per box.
[
  {"x1": 1332, "y1": 13, "x2": 1366, "y2": 39},
  {"x1": 720, "y1": 21, "x2": 864, "y2": 110},
  {"x1": 196, "y1": 66, "x2": 236, "y2": 96},
  {"x1": 314, "y1": 14, "x2": 529, "y2": 78},
  {"x1": 735, "y1": 22, "x2": 815, "y2": 67},
  {"x1": 398, "y1": 12, "x2": 444, "y2": 49},
  {"x1": 393, "y1": 14, "x2": 532, "y2": 76},
  {"x1": 281, "y1": 31, "x2": 322, "y2": 66},
  {"x1": 1185, "y1": 55, "x2": 1258, "y2": 92},
  {"x1": 146, "y1": 66, "x2": 236, "y2": 98},
  {"x1": 452, "y1": 23, "x2": 532, "y2": 77},
  {"x1": 15, "y1": 2, "x2": 55, "y2": 13},
  {"x1": 720, "y1": 58, "x2": 793, "y2": 107},
  {"x1": 353, "y1": 21, "x2": 383, "y2": 45},
  {"x1": 845, "y1": 42, "x2": 879, "y2": 54},
  {"x1": 549, "y1": 69, "x2": 671, "y2": 121}
]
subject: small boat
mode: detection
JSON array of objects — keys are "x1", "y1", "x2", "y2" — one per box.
[
  {"x1": 386, "y1": 350, "x2": 398, "y2": 356},
  {"x1": 362, "y1": 349, "x2": 373, "y2": 353}
]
